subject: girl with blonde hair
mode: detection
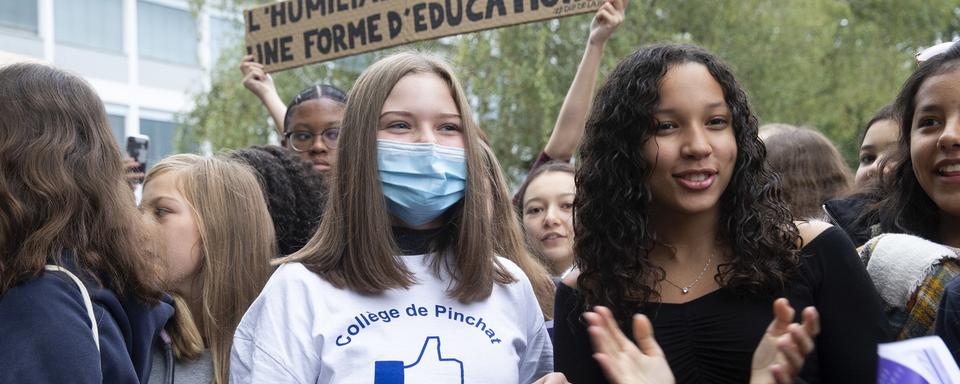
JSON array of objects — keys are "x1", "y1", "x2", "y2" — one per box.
[
  {"x1": 141, "y1": 154, "x2": 275, "y2": 384},
  {"x1": 231, "y1": 51, "x2": 558, "y2": 383}
]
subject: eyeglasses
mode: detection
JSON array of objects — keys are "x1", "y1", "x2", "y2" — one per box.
[
  {"x1": 917, "y1": 41, "x2": 956, "y2": 63},
  {"x1": 284, "y1": 128, "x2": 339, "y2": 151}
]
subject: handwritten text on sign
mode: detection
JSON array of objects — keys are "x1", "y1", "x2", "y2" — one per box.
[{"x1": 245, "y1": 0, "x2": 603, "y2": 72}]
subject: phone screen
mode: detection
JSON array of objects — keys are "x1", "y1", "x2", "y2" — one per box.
[{"x1": 126, "y1": 135, "x2": 149, "y2": 175}]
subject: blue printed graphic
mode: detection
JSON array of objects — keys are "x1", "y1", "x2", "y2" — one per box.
[
  {"x1": 877, "y1": 358, "x2": 930, "y2": 384},
  {"x1": 373, "y1": 336, "x2": 464, "y2": 384}
]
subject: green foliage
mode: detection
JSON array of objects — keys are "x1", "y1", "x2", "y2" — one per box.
[
  {"x1": 177, "y1": 39, "x2": 366, "y2": 152},
  {"x1": 181, "y1": 0, "x2": 957, "y2": 184}
]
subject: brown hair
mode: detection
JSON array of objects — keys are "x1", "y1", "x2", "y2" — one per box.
[
  {"x1": 0, "y1": 63, "x2": 162, "y2": 300},
  {"x1": 514, "y1": 161, "x2": 576, "y2": 214},
  {"x1": 144, "y1": 154, "x2": 275, "y2": 384},
  {"x1": 283, "y1": 52, "x2": 554, "y2": 317},
  {"x1": 875, "y1": 43, "x2": 960, "y2": 240},
  {"x1": 763, "y1": 126, "x2": 852, "y2": 219}
]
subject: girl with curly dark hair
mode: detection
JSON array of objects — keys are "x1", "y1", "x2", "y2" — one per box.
[
  {"x1": 230, "y1": 145, "x2": 328, "y2": 256},
  {"x1": 553, "y1": 44, "x2": 888, "y2": 383}
]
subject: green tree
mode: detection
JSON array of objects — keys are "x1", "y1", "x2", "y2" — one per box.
[{"x1": 180, "y1": 0, "x2": 958, "y2": 184}]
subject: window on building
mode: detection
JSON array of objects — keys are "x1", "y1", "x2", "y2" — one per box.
[
  {"x1": 0, "y1": 0, "x2": 38, "y2": 33},
  {"x1": 139, "y1": 118, "x2": 177, "y2": 168},
  {"x1": 138, "y1": 1, "x2": 197, "y2": 65},
  {"x1": 209, "y1": 16, "x2": 241, "y2": 67},
  {"x1": 54, "y1": 0, "x2": 123, "y2": 52},
  {"x1": 107, "y1": 114, "x2": 125, "y2": 151}
]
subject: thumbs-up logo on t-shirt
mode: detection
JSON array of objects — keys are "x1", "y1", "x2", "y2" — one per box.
[{"x1": 373, "y1": 336, "x2": 464, "y2": 384}]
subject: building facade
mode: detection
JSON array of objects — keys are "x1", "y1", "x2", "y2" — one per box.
[{"x1": 0, "y1": 0, "x2": 241, "y2": 166}]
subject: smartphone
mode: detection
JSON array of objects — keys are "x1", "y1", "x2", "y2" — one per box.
[{"x1": 126, "y1": 134, "x2": 150, "y2": 176}]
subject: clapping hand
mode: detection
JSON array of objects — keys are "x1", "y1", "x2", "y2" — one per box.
[
  {"x1": 750, "y1": 298, "x2": 820, "y2": 384},
  {"x1": 586, "y1": 306, "x2": 676, "y2": 384}
]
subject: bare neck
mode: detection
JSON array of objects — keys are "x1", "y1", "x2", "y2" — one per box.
[
  {"x1": 940, "y1": 211, "x2": 960, "y2": 249},
  {"x1": 649, "y1": 206, "x2": 722, "y2": 264}
]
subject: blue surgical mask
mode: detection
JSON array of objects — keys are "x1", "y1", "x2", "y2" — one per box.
[{"x1": 377, "y1": 139, "x2": 467, "y2": 226}]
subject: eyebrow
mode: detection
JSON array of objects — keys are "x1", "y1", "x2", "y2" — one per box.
[
  {"x1": 654, "y1": 101, "x2": 726, "y2": 114},
  {"x1": 142, "y1": 195, "x2": 181, "y2": 207},
  {"x1": 291, "y1": 122, "x2": 340, "y2": 130},
  {"x1": 380, "y1": 110, "x2": 461, "y2": 119},
  {"x1": 916, "y1": 104, "x2": 943, "y2": 114}
]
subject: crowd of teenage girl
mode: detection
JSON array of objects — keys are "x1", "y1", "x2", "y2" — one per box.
[{"x1": 2, "y1": 0, "x2": 960, "y2": 382}]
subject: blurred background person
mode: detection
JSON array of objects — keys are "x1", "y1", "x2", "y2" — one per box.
[{"x1": 762, "y1": 125, "x2": 852, "y2": 220}]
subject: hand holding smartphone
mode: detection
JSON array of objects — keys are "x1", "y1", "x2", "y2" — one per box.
[{"x1": 125, "y1": 134, "x2": 149, "y2": 184}]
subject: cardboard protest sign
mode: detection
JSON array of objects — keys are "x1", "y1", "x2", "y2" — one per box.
[{"x1": 245, "y1": 0, "x2": 604, "y2": 72}]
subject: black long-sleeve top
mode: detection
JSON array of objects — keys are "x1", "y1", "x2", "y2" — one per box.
[{"x1": 554, "y1": 227, "x2": 890, "y2": 384}]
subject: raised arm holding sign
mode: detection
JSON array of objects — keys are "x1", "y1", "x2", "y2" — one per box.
[{"x1": 245, "y1": 0, "x2": 605, "y2": 72}]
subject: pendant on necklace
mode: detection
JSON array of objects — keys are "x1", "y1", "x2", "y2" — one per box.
[{"x1": 681, "y1": 287, "x2": 689, "y2": 294}]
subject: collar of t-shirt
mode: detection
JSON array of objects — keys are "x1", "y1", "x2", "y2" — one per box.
[{"x1": 392, "y1": 226, "x2": 445, "y2": 255}]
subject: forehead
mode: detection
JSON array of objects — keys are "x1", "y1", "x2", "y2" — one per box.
[
  {"x1": 656, "y1": 63, "x2": 726, "y2": 108},
  {"x1": 863, "y1": 119, "x2": 899, "y2": 145},
  {"x1": 290, "y1": 98, "x2": 344, "y2": 124},
  {"x1": 382, "y1": 72, "x2": 458, "y2": 111},
  {"x1": 915, "y1": 69, "x2": 960, "y2": 109},
  {"x1": 143, "y1": 171, "x2": 185, "y2": 200},
  {"x1": 524, "y1": 172, "x2": 576, "y2": 200}
]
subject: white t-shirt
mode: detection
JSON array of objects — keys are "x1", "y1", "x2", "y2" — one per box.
[{"x1": 230, "y1": 254, "x2": 553, "y2": 384}]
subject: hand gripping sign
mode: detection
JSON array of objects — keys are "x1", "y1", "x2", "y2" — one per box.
[{"x1": 245, "y1": 0, "x2": 605, "y2": 72}]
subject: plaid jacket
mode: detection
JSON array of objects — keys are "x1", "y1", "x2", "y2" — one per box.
[{"x1": 860, "y1": 235, "x2": 960, "y2": 340}]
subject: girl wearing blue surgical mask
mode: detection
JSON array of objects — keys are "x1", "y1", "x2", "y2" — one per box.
[{"x1": 230, "y1": 52, "x2": 560, "y2": 384}]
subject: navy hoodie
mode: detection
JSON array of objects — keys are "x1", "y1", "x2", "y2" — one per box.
[{"x1": 0, "y1": 253, "x2": 174, "y2": 383}]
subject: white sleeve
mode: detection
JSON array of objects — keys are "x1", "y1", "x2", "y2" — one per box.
[
  {"x1": 230, "y1": 264, "x2": 323, "y2": 384},
  {"x1": 515, "y1": 274, "x2": 554, "y2": 384}
]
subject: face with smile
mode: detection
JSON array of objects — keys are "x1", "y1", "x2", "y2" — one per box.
[
  {"x1": 287, "y1": 97, "x2": 345, "y2": 173},
  {"x1": 522, "y1": 171, "x2": 575, "y2": 275},
  {"x1": 642, "y1": 62, "x2": 737, "y2": 217},
  {"x1": 910, "y1": 68, "x2": 960, "y2": 219},
  {"x1": 140, "y1": 172, "x2": 202, "y2": 294},
  {"x1": 855, "y1": 118, "x2": 900, "y2": 187}
]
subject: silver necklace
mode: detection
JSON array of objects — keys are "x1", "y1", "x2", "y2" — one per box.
[{"x1": 662, "y1": 253, "x2": 712, "y2": 294}]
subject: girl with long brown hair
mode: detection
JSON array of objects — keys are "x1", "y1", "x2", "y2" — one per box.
[
  {"x1": 0, "y1": 63, "x2": 171, "y2": 383},
  {"x1": 141, "y1": 154, "x2": 275, "y2": 384},
  {"x1": 231, "y1": 51, "x2": 559, "y2": 383}
]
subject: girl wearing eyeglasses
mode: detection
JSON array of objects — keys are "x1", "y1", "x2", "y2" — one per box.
[{"x1": 241, "y1": 56, "x2": 347, "y2": 175}]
